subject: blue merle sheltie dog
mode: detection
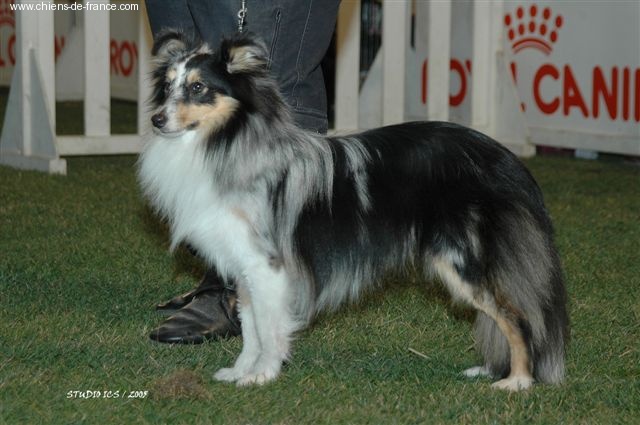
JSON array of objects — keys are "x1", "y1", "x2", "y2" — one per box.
[{"x1": 138, "y1": 31, "x2": 569, "y2": 391}]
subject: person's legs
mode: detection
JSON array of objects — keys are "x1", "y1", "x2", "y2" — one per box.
[{"x1": 261, "y1": 0, "x2": 340, "y2": 133}]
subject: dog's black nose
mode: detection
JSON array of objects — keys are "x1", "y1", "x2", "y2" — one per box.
[{"x1": 151, "y1": 112, "x2": 167, "y2": 129}]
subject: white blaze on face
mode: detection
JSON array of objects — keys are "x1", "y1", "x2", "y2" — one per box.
[
  {"x1": 155, "y1": 57, "x2": 239, "y2": 137},
  {"x1": 157, "y1": 60, "x2": 189, "y2": 135}
]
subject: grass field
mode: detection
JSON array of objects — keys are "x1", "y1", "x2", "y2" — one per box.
[{"x1": 1, "y1": 94, "x2": 639, "y2": 424}]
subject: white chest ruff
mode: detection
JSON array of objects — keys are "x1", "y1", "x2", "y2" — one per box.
[{"x1": 138, "y1": 133, "x2": 263, "y2": 274}]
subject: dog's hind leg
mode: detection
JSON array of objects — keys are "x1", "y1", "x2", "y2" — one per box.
[
  {"x1": 476, "y1": 303, "x2": 534, "y2": 391},
  {"x1": 464, "y1": 311, "x2": 509, "y2": 379},
  {"x1": 432, "y1": 254, "x2": 534, "y2": 391}
]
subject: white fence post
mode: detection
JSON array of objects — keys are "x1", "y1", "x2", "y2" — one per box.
[
  {"x1": 84, "y1": 2, "x2": 110, "y2": 136},
  {"x1": 426, "y1": 0, "x2": 451, "y2": 121},
  {"x1": 335, "y1": 0, "x2": 361, "y2": 132},
  {"x1": 382, "y1": 0, "x2": 410, "y2": 126},
  {"x1": 137, "y1": 0, "x2": 152, "y2": 135},
  {"x1": 471, "y1": 1, "x2": 491, "y2": 130}
]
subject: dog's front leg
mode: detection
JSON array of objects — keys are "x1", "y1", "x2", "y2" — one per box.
[
  {"x1": 213, "y1": 282, "x2": 261, "y2": 383},
  {"x1": 214, "y1": 260, "x2": 293, "y2": 386},
  {"x1": 237, "y1": 263, "x2": 292, "y2": 386}
]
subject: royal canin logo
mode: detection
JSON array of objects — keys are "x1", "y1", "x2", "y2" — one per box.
[
  {"x1": 420, "y1": 3, "x2": 640, "y2": 123},
  {"x1": 504, "y1": 5, "x2": 563, "y2": 55}
]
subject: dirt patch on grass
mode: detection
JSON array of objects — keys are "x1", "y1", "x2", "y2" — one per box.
[{"x1": 150, "y1": 369, "x2": 212, "y2": 400}]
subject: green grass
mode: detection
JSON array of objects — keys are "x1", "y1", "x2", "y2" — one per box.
[{"x1": 1, "y1": 95, "x2": 640, "y2": 424}]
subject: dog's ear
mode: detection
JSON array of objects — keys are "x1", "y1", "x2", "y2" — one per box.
[
  {"x1": 221, "y1": 34, "x2": 268, "y2": 74},
  {"x1": 152, "y1": 29, "x2": 194, "y2": 58}
]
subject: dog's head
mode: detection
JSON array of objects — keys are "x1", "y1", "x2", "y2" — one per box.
[{"x1": 149, "y1": 30, "x2": 276, "y2": 137}]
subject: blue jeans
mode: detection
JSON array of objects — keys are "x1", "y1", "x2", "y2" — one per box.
[{"x1": 145, "y1": 0, "x2": 340, "y2": 133}]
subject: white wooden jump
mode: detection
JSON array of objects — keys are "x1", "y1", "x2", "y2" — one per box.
[{"x1": 0, "y1": 0, "x2": 530, "y2": 175}]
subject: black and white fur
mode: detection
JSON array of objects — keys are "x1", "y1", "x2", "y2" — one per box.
[{"x1": 139, "y1": 31, "x2": 569, "y2": 391}]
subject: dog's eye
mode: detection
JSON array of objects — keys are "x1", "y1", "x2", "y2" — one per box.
[
  {"x1": 163, "y1": 82, "x2": 171, "y2": 94},
  {"x1": 190, "y1": 82, "x2": 204, "y2": 94}
]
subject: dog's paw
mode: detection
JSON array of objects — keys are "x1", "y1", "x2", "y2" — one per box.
[
  {"x1": 462, "y1": 365, "x2": 493, "y2": 378},
  {"x1": 234, "y1": 360, "x2": 281, "y2": 387},
  {"x1": 214, "y1": 367, "x2": 244, "y2": 383},
  {"x1": 235, "y1": 368, "x2": 279, "y2": 387},
  {"x1": 491, "y1": 375, "x2": 534, "y2": 391}
]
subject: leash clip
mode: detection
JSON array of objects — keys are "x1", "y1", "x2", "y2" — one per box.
[{"x1": 237, "y1": 0, "x2": 247, "y2": 33}]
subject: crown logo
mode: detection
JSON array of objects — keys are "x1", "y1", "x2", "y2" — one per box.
[
  {"x1": 0, "y1": 0, "x2": 16, "y2": 28},
  {"x1": 504, "y1": 5, "x2": 563, "y2": 55}
]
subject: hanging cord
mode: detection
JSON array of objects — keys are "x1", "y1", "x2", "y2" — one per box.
[{"x1": 237, "y1": 0, "x2": 248, "y2": 33}]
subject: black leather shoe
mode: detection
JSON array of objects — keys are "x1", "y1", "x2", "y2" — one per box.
[
  {"x1": 150, "y1": 270, "x2": 241, "y2": 344},
  {"x1": 155, "y1": 287, "x2": 201, "y2": 313}
]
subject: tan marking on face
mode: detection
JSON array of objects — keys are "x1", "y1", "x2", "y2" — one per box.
[
  {"x1": 167, "y1": 68, "x2": 177, "y2": 81},
  {"x1": 186, "y1": 69, "x2": 202, "y2": 86},
  {"x1": 176, "y1": 95, "x2": 239, "y2": 133}
]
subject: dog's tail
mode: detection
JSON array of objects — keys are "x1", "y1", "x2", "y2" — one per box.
[
  {"x1": 532, "y1": 256, "x2": 569, "y2": 384},
  {"x1": 475, "y1": 214, "x2": 569, "y2": 384}
]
